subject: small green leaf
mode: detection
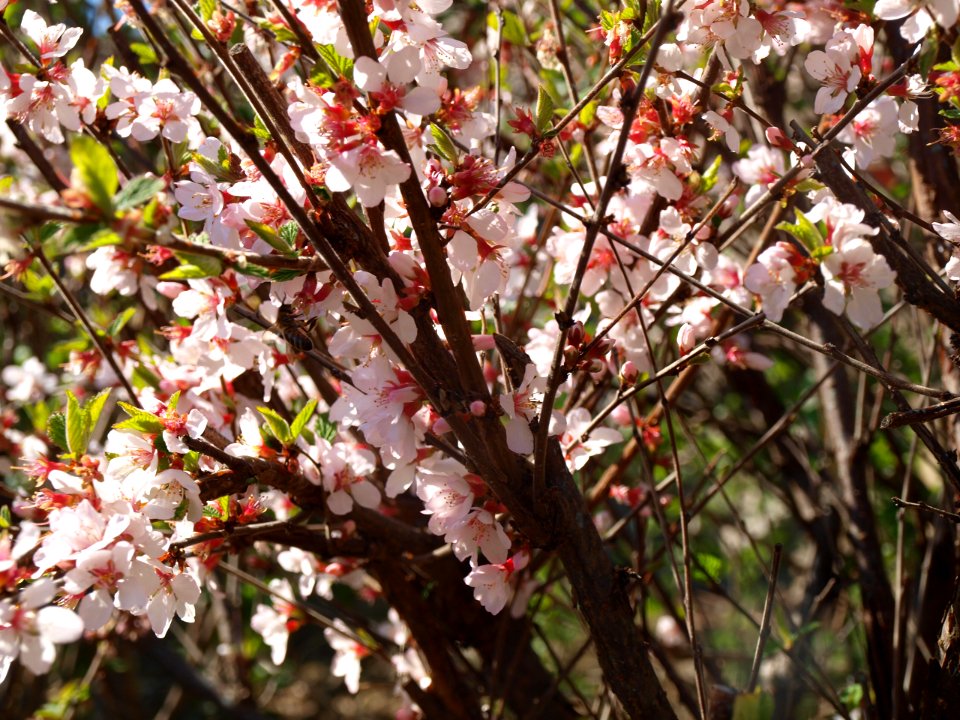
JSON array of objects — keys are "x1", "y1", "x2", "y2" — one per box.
[
  {"x1": 578, "y1": 100, "x2": 599, "y2": 126},
  {"x1": 488, "y1": 10, "x2": 526, "y2": 46},
  {"x1": 158, "y1": 250, "x2": 223, "y2": 280},
  {"x1": 107, "y1": 308, "x2": 137, "y2": 337},
  {"x1": 115, "y1": 401, "x2": 164, "y2": 433},
  {"x1": 775, "y1": 209, "x2": 823, "y2": 251},
  {"x1": 199, "y1": 0, "x2": 218, "y2": 21},
  {"x1": 245, "y1": 220, "x2": 295, "y2": 255},
  {"x1": 80, "y1": 229, "x2": 123, "y2": 251},
  {"x1": 128, "y1": 42, "x2": 157, "y2": 65},
  {"x1": 0, "y1": 505, "x2": 10, "y2": 529},
  {"x1": 317, "y1": 44, "x2": 353, "y2": 78},
  {"x1": 278, "y1": 221, "x2": 300, "y2": 247},
  {"x1": 168, "y1": 390, "x2": 182, "y2": 412},
  {"x1": 429, "y1": 124, "x2": 458, "y2": 163},
  {"x1": 839, "y1": 682, "x2": 864, "y2": 710},
  {"x1": 258, "y1": 407, "x2": 293, "y2": 445},
  {"x1": 252, "y1": 114, "x2": 272, "y2": 142},
  {"x1": 698, "y1": 155, "x2": 723, "y2": 194},
  {"x1": 47, "y1": 412, "x2": 68, "y2": 451},
  {"x1": 290, "y1": 399, "x2": 318, "y2": 439},
  {"x1": 732, "y1": 691, "x2": 775, "y2": 720},
  {"x1": 811, "y1": 245, "x2": 834, "y2": 262},
  {"x1": 86, "y1": 389, "x2": 112, "y2": 429},
  {"x1": 115, "y1": 176, "x2": 165, "y2": 211},
  {"x1": 70, "y1": 135, "x2": 118, "y2": 214},
  {"x1": 65, "y1": 390, "x2": 91, "y2": 455},
  {"x1": 535, "y1": 86, "x2": 555, "y2": 133},
  {"x1": 315, "y1": 414, "x2": 338, "y2": 442}
]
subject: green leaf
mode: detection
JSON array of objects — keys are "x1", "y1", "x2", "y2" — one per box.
[
  {"x1": 317, "y1": 44, "x2": 353, "y2": 78},
  {"x1": 840, "y1": 682, "x2": 864, "y2": 710},
  {"x1": 578, "y1": 100, "x2": 599, "y2": 126},
  {"x1": 699, "y1": 155, "x2": 722, "y2": 194},
  {"x1": 692, "y1": 552, "x2": 725, "y2": 584},
  {"x1": 107, "y1": 308, "x2": 137, "y2": 337},
  {"x1": 115, "y1": 401, "x2": 164, "y2": 433},
  {"x1": 811, "y1": 245, "x2": 834, "y2": 262},
  {"x1": 252, "y1": 114, "x2": 272, "y2": 142},
  {"x1": 47, "y1": 412, "x2": 68, "y2": 451},
  {"x1": 79, "y1": 229, "x2": 123, "y2": 251},
  {"x1": 131, "y1": 365, "x2": 161, "y2": 390},
  {"x1": 315, "y1": 413, "x2": 338, "y2": 442},
  {"x1": 199, "y1": 0, "x2": 218, "y2": 22},
  {"x1": 70, "y1": 135, "x2": 118, "y2": 214},
  {"x1": 775, "y1": 209, "x2": 823, "y2": 251},
  {"x1": 488, "y1": 10, "x2": 526, "y2": 46},
  {"x1": 159, "y1": 250, "x2": 223, "y2": 280},
  {"x1": 278, "y1": 222, "x2": 300, "y2": 248},
  {"x1": 128, "y1": 42, "x2": 157, "y2": 65},
  {"x1": 168, "y1": 390, "x2": 182, "y2": 412},
  {"x1": 245, "y1": 220, "x2": 295, "y2": 255},
  {"x1": 732, "y1": 691, "x2": 775, "y2": 720},
  {"x1": 86, "y1": 389, "x2": 112, "y2": 429},
  {"x1": 115, "y1": 176, "x2": 165, "y2": 211},
  {"x1": 429, "y1": 124, "x2": 458, "y2": 163},
  {"x1": 0, "y1": 505, "x2": 10, "y2": 529},
  {"x1": 258, "y1": 406, "x2": 293, "y2": 446},
  {"x1": 290, "y1": 399, "x2": 318, "y2": 439},
  {"x1": 65, "y1": 390, "x2": 91, "y2": 455},
  {"x1": 535, "y1": 86, "x2": 555, "y2": 133}
]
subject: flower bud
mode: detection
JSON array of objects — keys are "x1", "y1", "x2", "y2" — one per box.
[
  {"x1": 432, "y1": 416, "x2": 451, "y2": 434},
  {"x1": 620, "y1": 360, "x2": 639, "y2": 385},
  {"x1": 566, "y1": 321, "x2": 584, "y2": 347},
  {"x1": 469, "y1": 400, "x2": 486, "y2": 417},
  {"x1": 765, "y1": 126, "x2": 792, "y2": 149},
  {"x1": 594, "y1": 337, "x2": 616, "y2": 357},
  {"x1": 428, "y1": 186, "x2": 448, "y2": 207}
]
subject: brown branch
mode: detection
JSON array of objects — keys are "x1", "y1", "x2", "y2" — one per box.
[
  {"x1": 747, "y1": 544, "x2": 783, "y2": 692},
  {"x1": 891, "y1": 497, "x2": 960, "y2": 524}
]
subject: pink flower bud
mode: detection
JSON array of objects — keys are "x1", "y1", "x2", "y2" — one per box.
[
  {"x1": 432, "y1": 416, "x2": 451, "y2": 434},
  {"x1": 765, "y1": 126, "x2": 791, "y2": 149},
  {"x1": 471, "y1": 334, "x2": 496, "y2": 351},
  {"x1": 611, "y1": 405, "x2": 632, "y2": 425},
  {"x1": 469, "y1": 400, "x2": 486, "y2": 417},
  {"x1": 428, "y1": 186, "x2": 448, "y2": 207},
  {"x1": 800, "y1": 154, "x2": 814, "y2": 168},
  {"x1": 677, "y1": 323, "x2": 696, "y2": 355},
  {"x1": 567, "y1": 321, "x2": 584, "y2": 347},
  {"x1": 620, "y1": 360, "x2": 639, "y2": 385},
  {"x1": 595, "y1": 338, "x2": 616, "y2": 356}
]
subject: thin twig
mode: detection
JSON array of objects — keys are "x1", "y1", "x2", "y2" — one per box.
[{"x1": 747, "y1": 544, "x2": 783, "y2": 692}]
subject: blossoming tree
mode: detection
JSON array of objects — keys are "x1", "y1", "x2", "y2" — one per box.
[{"x1": 2, "y1": 0, "x2": 960, "y2": 717}]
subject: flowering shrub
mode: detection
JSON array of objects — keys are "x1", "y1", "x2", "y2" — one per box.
[{"x1": 2, "y1": 0, "x2": 960, "y2": 717}]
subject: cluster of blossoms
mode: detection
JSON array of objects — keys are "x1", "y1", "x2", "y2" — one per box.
[{"x1": 0, "y1": 0, "x2": 956, "y2": 714}]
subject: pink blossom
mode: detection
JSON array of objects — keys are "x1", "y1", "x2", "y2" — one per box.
[
  {"x1": 326, "y1": 144, "x2": 411, "y2": 207},
  {"x1": 318, "y1": 442, "x2": 382, "y2": 515},
  {"x1": 464, "y1": 550, "x2": 530, "y2": 615},
  {"x1": 0, "y1": 579, "x2": 84, "y2": 682},
  {"x1": 499, "y1": 364, "x2": 544, "y2": 455},
  {"x1": 744, "y1": 245, "x2": 799, "y2": 322},
  {"x1": 804, "y1": 31, "x2": 862, "y2": 115},
  {"x1": 875, "y1": 0, "x2": 959, "y2": 43},
  {"x1": 20, "y1": 11, "x2": 82, "y2": 64},
  {"x1": 821, "y1": 218, "x2": 895, "y2": 330},
  {"x1": 324, "y1": 620, "x2": 370, "y2": 694}
]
